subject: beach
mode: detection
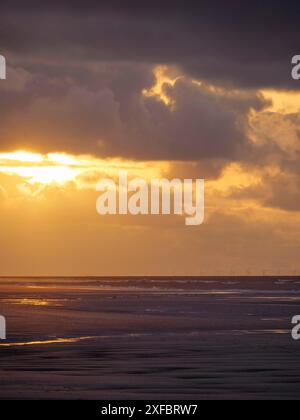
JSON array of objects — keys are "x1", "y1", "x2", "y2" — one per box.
[{"x1": 0, "y1": 277, "x2": 299, "y2": 400}]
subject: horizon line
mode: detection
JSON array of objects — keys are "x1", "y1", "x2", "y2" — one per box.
[{"x1": 0, "y1": 275, "x2": 299, "y2": 279}]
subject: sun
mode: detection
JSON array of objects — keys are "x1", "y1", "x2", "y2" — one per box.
[
  {"x1": 0, "y1": 151, "x2": 81, "y2": 185},
  {"x1": 0, "y1": 150, "x2": 167, "y2": 188}
]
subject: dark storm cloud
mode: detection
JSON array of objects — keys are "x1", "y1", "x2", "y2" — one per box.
[
  {"x1": 0, "y1": 0, "x2": 297, "y2": 170},
  {"x1": 0, "y1": 61, "x2": 267, "y2": 160},
  {"x1": 0, "y1": 0, "x2": 299, "y2": 89}
]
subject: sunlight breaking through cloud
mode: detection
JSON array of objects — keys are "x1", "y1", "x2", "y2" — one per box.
[{"x1": 0, "y1": 151, "x2": 167, "y2": 188}]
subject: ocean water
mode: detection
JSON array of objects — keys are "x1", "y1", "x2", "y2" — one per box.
[{"x1": 0, "y1": 276, "x2": 299, "y2": 400}]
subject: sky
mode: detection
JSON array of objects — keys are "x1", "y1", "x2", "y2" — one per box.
[{"x1": 0, "y1": 1, "x2": 300, "y2": 276}]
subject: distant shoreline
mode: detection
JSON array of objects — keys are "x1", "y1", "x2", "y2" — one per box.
[{"x1": 0, "y1": 275, "x2": 299, "y2": 279}]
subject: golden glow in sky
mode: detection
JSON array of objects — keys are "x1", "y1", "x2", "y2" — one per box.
[
  {"x1": 0, "y1": 151, "x2": 80, "y2": 185},
  {"x1": 143, "y1": 65, "x2": 180, "y2": 104},
  {"x1": 262, "y1": 89, "x2": 300, "y2": 113},
  {"x1": 0, "y1": 151, "x2": 44, "y2": 163},
  {"x1": 0, "y1": 151, "x2": 167, "y2": 188}
]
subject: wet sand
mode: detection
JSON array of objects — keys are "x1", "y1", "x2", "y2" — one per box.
[{"x1": 0, "y1": 277, "x2": 299, "y2": 400}]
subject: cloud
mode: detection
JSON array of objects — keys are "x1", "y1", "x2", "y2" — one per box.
[
  {"x1": 0, "y1": 62, "x2": 267, "y2": 163},
  {"x1": 238, "y1": 109, "x2": 300, "y2": 211},
  {"x1": 0, "y1": 2, "x2": 299, "y2": 208},
  {"x1": 0, "y1": 2, "x2": 296, "y2": 167},
  {"x1": 1, "y1": 2, "x2": 300, "y2": 277},
  {"x1": 1, "y1": 1, "x2": 300, "y2": 89},
  {"x1": 230, "y1": 169, "x2": 300, "y2": 212}
]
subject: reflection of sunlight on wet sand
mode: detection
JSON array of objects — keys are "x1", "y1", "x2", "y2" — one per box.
[
  {"x1": 243, "y1": 296, "x2": 300, "y2": 302},
  {"x1": 1, "y1": 298, "x2": 64, "y2": 306},
  {"x1": 232, "y1": 329, "x2": 290, "y2": 335},
  {"x1": 0, "y1": 336, "x2": 96, "y2": 348},
  {"x1": 214, "y1": 329, "x2": 290, "y2": 336}
]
